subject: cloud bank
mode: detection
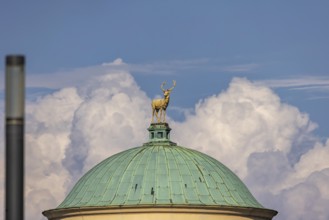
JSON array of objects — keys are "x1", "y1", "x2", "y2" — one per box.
[
  {"x1": 0, "y1": 65, "x2": 328, "y2": 220},
  {"x1": 256, "y1": 76, "x2": 329, "y2": 91}
]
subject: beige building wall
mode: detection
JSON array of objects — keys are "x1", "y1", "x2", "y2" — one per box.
[{"x1": 43, "y1": 206, "x2": 277, "y2": 220}]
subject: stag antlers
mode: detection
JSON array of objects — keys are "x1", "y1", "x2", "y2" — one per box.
[
  {"x1": 161, "y1": 80, "x2": 176, "y2": 92},
  {"x1": 151, "y1": 80, "x2": 176, "y2": 123}
]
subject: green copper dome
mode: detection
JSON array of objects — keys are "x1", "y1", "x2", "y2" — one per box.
[{"x1": 58, "y1": 123, "x2": 262, "y2": 209}]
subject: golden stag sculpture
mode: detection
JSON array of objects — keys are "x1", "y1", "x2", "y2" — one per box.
[{"x1": 151, "y1": 80, "x2": 176, "y2": 123}]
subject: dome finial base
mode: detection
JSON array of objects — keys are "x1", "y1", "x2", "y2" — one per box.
[{"x1": 144, "y1": 122, "x2": 177, "y2": 146}]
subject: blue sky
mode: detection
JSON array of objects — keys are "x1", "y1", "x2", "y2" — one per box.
[
  {"x1": 1, "y1": 1, "x2": 329, "y2": 219},
  {"x1": 1, "y1": 1, "x2": 328, "y2": 137}
]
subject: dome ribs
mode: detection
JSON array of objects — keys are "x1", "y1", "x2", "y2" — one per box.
[{"x1": 57, "y1": 145, "x2": 264, "y2": 209}]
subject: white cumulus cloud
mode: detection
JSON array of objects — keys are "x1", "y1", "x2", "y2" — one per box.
[
  {"x1": 63, "y1": 72, "x2": 150, "y2": 182},
  {"x1": 171, "y1": 77, "x2": 329, "y2": 220},
  {"x1": 172, "y1": 78, "x2": 316, "y2": 177},
  {"x1": 0, "y1": 67, "x2": 328, "y2": 220}
]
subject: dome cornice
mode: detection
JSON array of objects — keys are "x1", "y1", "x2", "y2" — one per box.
[{"x1": 43, "y1": 205, "x2": 277, "y2": 220}]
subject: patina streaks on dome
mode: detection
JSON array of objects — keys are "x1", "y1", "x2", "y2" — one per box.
[{"x1": 58, "y1": 141, "x2": 262, "y2": 209}]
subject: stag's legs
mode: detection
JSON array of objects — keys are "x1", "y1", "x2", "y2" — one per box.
[
  {"x1": 152, "y1": 107, "x2": 159, "y2": 123},
  {"x1": 159, "y1": 109, "x2": 167, "y2": 123},
  {"x1": 152, "y1": 108, "x2": 165, "y2": 123},
  {"x1": 158, "y1": 109, "x2": 162, "y2": 123}
]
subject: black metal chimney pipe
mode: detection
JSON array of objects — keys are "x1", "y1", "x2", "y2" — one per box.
[{"x1": 5, "y1": 55, "x2": 25, "y2": 220}]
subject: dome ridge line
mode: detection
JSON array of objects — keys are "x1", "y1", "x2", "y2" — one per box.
[
  {"x1": 168, "y1": 146, "x2": 187, "y2": 203},
  {"x1": 178, "y1": 148, "x2": 215, "y2": 205},
  {"x1": 124, "y1": 146, "x2": 150, "y2": 205},
  {"x1": 94, "y1": 148, "x2": 141, "y2": 205},
  {"x1": 100, "y1": 148, "x2": 142, "y2": 205},
  {"x1": 111, "y1": 147, "x2": 148, "y2": 205},
  {"x1": 94, "y1": 149, "x2": 133, "y2": 205},
  {"x1": 138, "y1": 145, "x2": 154, "y2": 204},
  {"x1": 172, "y1": 146, "x2": 201, "y2": 204}
]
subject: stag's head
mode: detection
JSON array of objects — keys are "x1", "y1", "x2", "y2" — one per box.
[{"x1": 161, "y1": 80, "x2": 176, "y2": 97}]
